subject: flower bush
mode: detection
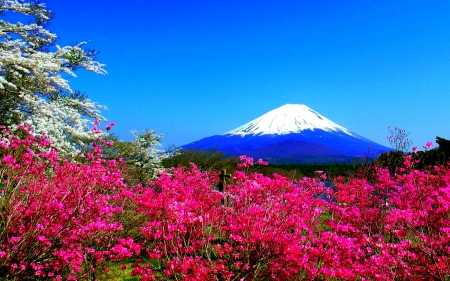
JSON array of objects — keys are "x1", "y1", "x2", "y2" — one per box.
[
  {"x1": 131, "y1": 154, "x2": 450, "y2": 281},
  {"x1": 0, "y1": 125, "x2": 449, "y2": 281},
  {"x1": 0, "y1": 124, "x2": 140, "y2": 280},
  {"x1": 326, "y1": 163, "x2": 450, "y2": 280}
]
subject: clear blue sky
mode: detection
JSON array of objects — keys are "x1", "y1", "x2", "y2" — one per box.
[{"x1": 44, "y1": 0, "x2": 450, "y2": 150}]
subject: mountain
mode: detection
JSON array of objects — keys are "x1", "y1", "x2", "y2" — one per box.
[{"x1": 182, "y1": 104, "x2": 392, "y2": 164}]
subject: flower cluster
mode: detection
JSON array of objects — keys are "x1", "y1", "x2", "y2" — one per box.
[
  {"x1": 1, "y1": 124, "x2": 450, "y2": 280},
  {"x1": 237, "y1": 155, "x2": 268, "y2": 168},
  {"x1": 129, "y1": 158, "x2": 450, "y2": 280},
  {"x1": 423, "y1": 141, "x2": 433, "y2": 149},
  {"x1": 0, "y1": 124, "x2": 139, "y2": 280}
]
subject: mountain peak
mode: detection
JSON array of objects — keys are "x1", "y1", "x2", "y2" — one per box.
[
  {"x1": 182, "y1": 103, "x2": 392, "y2": 163},
  {"x1": 226, "y1": 104, "x2": 356, "y2": 136}
]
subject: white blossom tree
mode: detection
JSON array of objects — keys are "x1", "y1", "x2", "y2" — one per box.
[
  {"x1": 100, "y1": 129, "x2": 177, "y2": 184},
  {"x1": 125, "y1": 129, "x2": 175, "y2": 182},
  {"x1": 0, "y1": 0, "x2": 107, "y2": 156}
]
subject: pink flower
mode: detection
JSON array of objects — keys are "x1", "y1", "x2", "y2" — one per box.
[
  {"x1": 237, "y1": 155, "x2": 254, "y2": 168},
  {"x1": 257, "y1": 159, "x2": 268, "y2": 166},
  {"x1": 4, "y1": 122, "x2": 450, "y2": 281},
  {"x1": 2, "y1": 155, "x2": 16, "y2": 164},
  {"x1": 105, "y1": 122, "x2": 116, "y2": 131},
  {"x1": 423, "y1": 141, "x2": 433, "y2": 149}
]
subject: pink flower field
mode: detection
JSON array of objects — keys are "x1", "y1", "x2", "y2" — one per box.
[{"x1": 0, "y1": 124, "x2": 449, "y2": 280}]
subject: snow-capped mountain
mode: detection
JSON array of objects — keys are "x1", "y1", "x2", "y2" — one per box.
[
  {"x1": 227, "y1": 104, "x2": 356, "y2": 137},
  {"x1": 182, "y1": 104, "x2": 392, "y2": 164}
]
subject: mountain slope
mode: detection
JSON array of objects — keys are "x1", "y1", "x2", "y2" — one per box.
[
  {"x1": 227, "y1": 104, "x2": 356, "y2": 137},
  {"x1": 182, "y1": 104, "x2": 392, "y2": 163}
]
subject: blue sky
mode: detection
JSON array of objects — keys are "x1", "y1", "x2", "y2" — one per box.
[{"x1": 43, "y1": 0, "x2": 450, "y2": 150}]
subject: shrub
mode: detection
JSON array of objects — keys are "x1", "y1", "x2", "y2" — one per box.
[
  {"x1": 163, "y1": 148, "x2": 238, "y2": 172},
  {"x1": 1, "y1": 125, "x2": 449, "y2": 280},
  {"x1": 130, "y1": 156, "x2": 450, "y2": 280},
  {"x1": 133, "y1": 159, "x2": 331, "y2": 280},
  {"x1": 0, "y1": 124, "x2": 140, "y2": 280}
]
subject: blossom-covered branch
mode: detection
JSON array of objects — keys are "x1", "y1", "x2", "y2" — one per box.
[{"x1": 0, "y1": 0, "x2": 107, "y2": 156}]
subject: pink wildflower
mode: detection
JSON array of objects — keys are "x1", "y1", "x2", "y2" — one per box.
[{"x1": 423, "y1": 141, "x2": 433, "y2": 149}]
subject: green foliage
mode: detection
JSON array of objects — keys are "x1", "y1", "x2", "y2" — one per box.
[
  {"x1": 371, "y1": 151, "x2": 406, "y2": 174},
  {"x1": 405, "y1": 137, "x2": 450, "y2": 170},
  {"x1": 413, "y1": 149, "x2": 447, "y2": 169},
  {"x1": 355, "y1": 138, "x2": 450, "y2": 180},
  {"x1": 254, "y1": 165, "x2": 305, "y2": 179},
  {"x1": 164, "y1": 151, "x2": 374, "y2": 181},
  {"x1": 163, "y1": 148, "x2": 238, "y2": 172},
  {"x1": 437, "y1": 136, "x2": 450, "y2": 156},
  {"x1": 251, "y1": 162, "x2": 365, "y2": 180},
  {"x1": 101, "y1": 130, "x2": 173, "y2": 185}
]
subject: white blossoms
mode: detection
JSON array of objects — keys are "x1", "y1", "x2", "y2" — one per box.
[{"x1": 0, "y1": 0, "x2": 107, "y2": 156}]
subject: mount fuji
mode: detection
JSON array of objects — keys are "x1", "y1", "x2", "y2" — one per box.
[{"x1": 182, "y1": 104, "x2": 392, "y2": 164}]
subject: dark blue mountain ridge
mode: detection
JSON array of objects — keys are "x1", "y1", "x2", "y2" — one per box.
[{"x1": 181, "y1": 104, "x2": 392, "y2": 164}]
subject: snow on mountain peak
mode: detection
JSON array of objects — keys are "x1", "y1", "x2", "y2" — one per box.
[{"x1": 226, "y1": 104, "x2": 356, "y2": 136}]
